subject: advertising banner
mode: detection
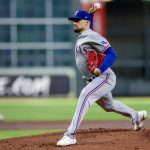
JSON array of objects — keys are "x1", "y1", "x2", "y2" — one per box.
[
  {"x1": 0, "y1": 75, "x2": 69, "y2": 97},
  {"x1": 0, "y1": 68, "x2": 76, "y2": 97}
]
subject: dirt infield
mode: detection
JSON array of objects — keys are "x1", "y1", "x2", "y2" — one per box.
[
  {"x1": 0, "y1": 128, "x2": 150, "y2": 150},
  {"x1": 0, "y1": 121, "x2": 150, "y2": 150}
]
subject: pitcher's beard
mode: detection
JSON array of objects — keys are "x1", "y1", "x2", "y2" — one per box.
[{"x1": 74, "y1": 28, "x2": 82, "y2": 33}]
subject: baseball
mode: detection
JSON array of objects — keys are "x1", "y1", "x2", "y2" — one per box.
[
  {"x1": 88, "y1": 2, "x2": 102, "y2": 14},
  {"x1": 94, "y1": 3, "x2": 102, "y2": 10}
]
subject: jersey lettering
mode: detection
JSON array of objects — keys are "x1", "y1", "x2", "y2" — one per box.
[
  {"x1": 101, "y1": 40, "x2": 108, "y2": 45},
  {"x1": 75, "y1": 45, "x2": 87, "y2": 55},
  {"x1": 82, "y1": 47, "x2": 88, "y2": 55}
]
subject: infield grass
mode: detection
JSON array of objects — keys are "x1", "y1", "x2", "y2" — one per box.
[
  {"x1": 0, "y1": 130, "x2": 62, "y2": 139},
  {"x1": 0, "y1": 97, "x2": 150, "y2": 121},
  {"x1": 0, "y1": 97, "x2": 150, "y2": 139}
]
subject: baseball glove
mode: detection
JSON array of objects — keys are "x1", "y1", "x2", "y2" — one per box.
[{"x1": 87, "y1": 51, "x2": 105, "y2": 74}]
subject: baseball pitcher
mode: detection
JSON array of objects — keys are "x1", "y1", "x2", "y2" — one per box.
[{"x1": 57, "y1": 3, "x2": 147, "y2": 146}]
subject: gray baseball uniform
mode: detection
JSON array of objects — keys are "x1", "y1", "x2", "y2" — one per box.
[{"x1": 65, "y1": 29, "x2": 138, "y2": 137}]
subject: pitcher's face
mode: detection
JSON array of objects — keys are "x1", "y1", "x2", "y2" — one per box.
[{"x1": 73, "y1": 20, "x2": 90, "y2": 33}]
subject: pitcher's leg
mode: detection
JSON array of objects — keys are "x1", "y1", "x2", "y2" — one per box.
[
  {"x1": 96, "y1": 92, "x2": 138, "y2": 121},
  {"x1": 66, "y1": 94, "x2": 90, "y2": 137},
  {"x1": 66, "y1": 74, "x2": 113, "y2": 137}
]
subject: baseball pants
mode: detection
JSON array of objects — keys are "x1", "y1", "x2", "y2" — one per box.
[{"x1": 66, "y1": 73, "x2": 138, "y2": 137}]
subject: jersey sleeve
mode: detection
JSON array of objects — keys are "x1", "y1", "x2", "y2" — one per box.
[
  {"x1": 85, "y1": 34, "x2": 111, "y2": 53},
  {"x1": 99, "y1": 47, "x2": 117, "y2": 73}
]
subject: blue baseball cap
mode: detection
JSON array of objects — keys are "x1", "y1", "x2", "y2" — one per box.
[
  {"x1": 68, "y1": 10, "x2": 92, "y2": 21},
  {"x1": 68, "y1": 10, "x2": 93, "y2": 29}
]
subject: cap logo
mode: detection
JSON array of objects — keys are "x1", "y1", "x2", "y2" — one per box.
[{"x1": 75, "y1": 11, "x2": 78, "y2": 15}]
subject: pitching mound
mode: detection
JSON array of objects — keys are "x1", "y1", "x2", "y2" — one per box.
[{"x1": 0, "y1": 128, "x2": 150, "y2": 150}]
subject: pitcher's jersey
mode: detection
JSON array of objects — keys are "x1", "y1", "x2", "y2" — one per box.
[{"x1": 75, "y1": 29, "x2": 113, "y2": 78}]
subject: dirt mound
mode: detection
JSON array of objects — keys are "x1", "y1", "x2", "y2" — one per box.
[{"x1": 0, "y1": 128, "x2": 150, "y2": 150}]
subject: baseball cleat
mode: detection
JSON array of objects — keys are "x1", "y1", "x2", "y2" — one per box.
[
  {"x1": 133, "y1": 110, "x2": 147, "y2": 131},
  {"x1": 56, "y1": 135, "x2": 77, "y2": 146}
]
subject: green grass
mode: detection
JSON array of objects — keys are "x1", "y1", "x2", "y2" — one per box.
[
  {"x1": 0, "y1": 97, "x2": 150, "y2": 121},
  {"x1": 0, "y1": 97, "x2": 149, "y2": 139},
  {"x1": 0, "y1": 130, "x2": 61, "y2": 139}
]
